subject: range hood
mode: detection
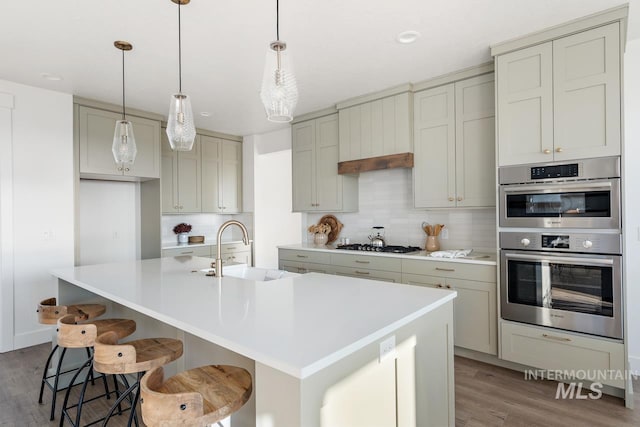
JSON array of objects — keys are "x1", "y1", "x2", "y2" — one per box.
[{"x1": 338, "y1": 152, "x2": 414, "y2": 175}]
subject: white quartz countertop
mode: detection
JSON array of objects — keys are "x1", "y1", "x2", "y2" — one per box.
[
  {"x1": 162, "y1": 240, "x2": 251, "y2": 250},
  {"x1": 278, "y1": 243, "x2": 498, "y2": 265},
  {"x1": 52, "y1": 256, "x2": 455, "y2": 379}
]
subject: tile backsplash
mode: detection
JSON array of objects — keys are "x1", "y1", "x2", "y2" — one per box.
[
  {"x1": 161, "y1": 212, "x2": 254, "y2": 246},
  {"x1": 303, "y1": 168, "x2": 497, "y2": 250}
]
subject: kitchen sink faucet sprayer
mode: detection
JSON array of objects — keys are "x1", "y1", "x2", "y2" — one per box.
[{"x1": 214, "y1": 220, "x2": 250, "y2": 277}]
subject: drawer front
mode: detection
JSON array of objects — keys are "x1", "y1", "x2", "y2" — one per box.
[
  {"x1": 221, "y1": 242, "x2": 251, "y2": 254},
  {"x1": 279, "y1": 260, "x2": 334, "y2": 275},
  {"x1": 331, "y1": 253, "x2": 402, "y2": 272},
  {"x1": 402, "y1": 273, "x2": 447, "y2": 289},
  {"x1": 402, "y1": 259, "x2": 495, "y2": 282},
  {"x1": 334, "y1": 265, "x2": 402, "y2": 283},
  {"x1": 162, "y1": 246, "x2": 212, "y2": 257},
  {"x1": 279, "y1": 249, "x2": 331, "y2": 265},
  {"x1": 501, "y1": 321, "x2": 625, "y2": 388}
]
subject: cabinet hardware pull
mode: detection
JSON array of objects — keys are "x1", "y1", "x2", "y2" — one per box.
[
  {"x1": 543, "y1": 149, "x2": 551, "y2": 154},
  {"x1": 296, "y1": 255, "x2": 308, "y2": 258},
  {"x1": 448, "y1": 197, "x2": 454, "y2": 202},
  {"x1": 181, "y1": 251, "x2": 194, "y2": 254},
  {"x1": 436, "y1": 284, "x2": 443, "y2": 288},
  {"x1": 457, "y1": 197, "x2": 463, "y2": 202},
  {"x1": 179, "y1": 205, "x2": 183, "y2": 209},
  {"x1": 355, "y1": 271, "x2": 370, "y2": 275},
  {"x1": 227, "y1": 247, "x2": 237, "y2": 250},
  {"x1": 355, "y1": 260, "x2": 370, "y2": 264},
  {"x1": 174, "y1": 205, "x2": 179, "y2": 209},
  {"x1": 446, "y1": 285, "x2": 452, "y2": 289},
  {"x1": 555, "y1": 147, "x2": 563, "y2": 153},
  {"x1": 542, "y1": 333, "x2": 571, "y2": 342},
  {"x1": 435, "y1": 267, "x2": 455, "y2": 272},
  {"x1": 125, "y1": 168, "x2": 130, "y2": 172}
]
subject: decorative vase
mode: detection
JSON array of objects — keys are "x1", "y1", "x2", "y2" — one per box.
[
  {"x1": 314, "y1": 233, "x2": 328, "y2": 246},
  {"x1": 178, "y1": 232, "x2": 189, "y2": 244},
  {"x1": 426, "y1": 235, "x2": 440, "y2": 252}
]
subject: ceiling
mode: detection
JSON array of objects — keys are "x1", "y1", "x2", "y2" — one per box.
[{"x1": 0, "y1": 0, "x2": 635, "y2": 137}]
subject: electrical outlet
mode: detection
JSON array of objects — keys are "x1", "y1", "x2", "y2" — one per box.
[
  {"x1": 379, "y1": 335, "x2": 397, "y2": 363},
  {"x1": 440, "y1": 228, "x2": 449, "y2": 240}
]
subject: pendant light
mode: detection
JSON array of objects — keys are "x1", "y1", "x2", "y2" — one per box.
[
  {"x1": 166, "y1": 0, "x2": 196, "y2": 151},
  {"x1": 260, "y1": 0, "x2": 298, "y2": 122},
  {"x1": 112, "y1": 41, "x2": 137, "y2": 168}
]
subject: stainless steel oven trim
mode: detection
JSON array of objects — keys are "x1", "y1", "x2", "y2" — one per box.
[
  {"x1": 499, "y1": 178, "x2": 621, "y2": 229},
  {"x1": 499, "y1": 156, "x2": 620, "y2": 185},
  {"x1": 500, "y1": 250, "x2": 623, "y2": 339}
]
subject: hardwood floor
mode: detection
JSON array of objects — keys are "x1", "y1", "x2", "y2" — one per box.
[{"x1": 1, "y1": 343, "x2": 638, "y2": 426}]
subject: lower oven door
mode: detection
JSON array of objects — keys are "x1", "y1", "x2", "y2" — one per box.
[{"x1": 500, "y1": 250, "x2": 622, "y2": 339}]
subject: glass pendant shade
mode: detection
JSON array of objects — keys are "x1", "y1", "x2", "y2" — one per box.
[
  {"x1": 166, "y1": 93, "x2": 196, "y2": 151},
  {"x1": 260, "y1": 43, "x2": 298, "y2": 122},
  {"x1": 112, "y1": 119, "x2": 137, "y2": 165}
]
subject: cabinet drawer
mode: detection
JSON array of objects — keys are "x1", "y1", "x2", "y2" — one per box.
[
  {"x1": 279, "y1": 260, "x2": 334, "y2": 275},
  {"x1": 501, "y1": 321, "x2": 624, "y2": 388},
  {"x1": 402, "y1": 259, "x2": 495, "y2": 282},
  {"x1": 334, "y1": 266, "x2": 402, "y2": 283},
  {"x1": 220, "y1": 242, "x2": 251, "y2": 254},
  {"x1": 331, "y1": 253, "x2": 402, "y2": 272},
  {"x1": 162, "y1": 246, "x2": 212, "y2": 257},
  {"x1": 279, "y1": 249, "x2": 331, "y2": 265}
]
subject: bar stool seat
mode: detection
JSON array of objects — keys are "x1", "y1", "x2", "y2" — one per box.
[
  {"x1": 91, "y1": 331, "x2": 184, "y2": 427},
  {"x1": 37, "y1": 297, "x2": 107, "y2": 421},
  {"x1": 140, "y1": 365, "x2": 252, "y2": 427}
]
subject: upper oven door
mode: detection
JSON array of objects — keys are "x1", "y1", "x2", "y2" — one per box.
[{"x1": 499, "y1": 178, "x2": 620, "y2": 229}]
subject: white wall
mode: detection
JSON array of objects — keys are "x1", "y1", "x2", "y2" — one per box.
[
  {"x1": 78, "y1": 180, "x2": 139, "y2": 265},
  {"x1": 0, "y1": 80, "x2": 74, "y2": 351},
  {"x1": 251, "y1": 128, "x2": 302, "y2": 268},
  {"x1": 624, "y1": 37, "x2": 640, "y2": 373}
]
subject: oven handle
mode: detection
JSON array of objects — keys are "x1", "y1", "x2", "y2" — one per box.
[
  {"x1": 504, "y1": 252, "x2": 614, "y2": 266},
  {"x1": 501, "y1": 181, "x2": 612, "y2": 194}
]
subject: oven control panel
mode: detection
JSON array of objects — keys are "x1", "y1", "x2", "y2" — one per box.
[
  {"x1": 531, "y1": 163, "x2": 579, "y2": 180},
  {"x1": 500, "y1": 232, "x2": 621, "y2": 255}
]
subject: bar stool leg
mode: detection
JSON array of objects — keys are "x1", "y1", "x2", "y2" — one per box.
[
  {"x1": 50, "y1": 347, "x2": 68, "y2": 421},
  {"x1": 100, "y1": 376, "x2": 140, "y2": 427},
  {"x1": 85, "y1": 347, "x2": 95, "y2": 386},
  {"x1": 59, "y1": 356, "x2": 91, "y2": 427},
  {"x1": 38, "y1": 344, "x2": 59, "y2": 404}
]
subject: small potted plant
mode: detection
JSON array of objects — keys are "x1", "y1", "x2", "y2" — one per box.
[
  {"x1": 173, "y1": 222, "x2": 192, "y2": 243},
  {"x1": 307, "y1": 223, "x2": 331, "y2": 246}
]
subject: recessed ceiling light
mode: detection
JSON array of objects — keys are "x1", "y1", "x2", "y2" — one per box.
[
  {"x1": 200, "y1": 112, "x2": 211, "y2": 117},
  {"x1": 40, "y1": 73, "x2": 63, "y2": 81},
  {"x1": 396, "y1": 30, "x2": 421, "y2": 44}
]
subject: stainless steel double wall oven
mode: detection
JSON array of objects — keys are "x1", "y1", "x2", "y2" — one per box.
[{"x1": 498, "y1": 157, "x2": 623, "y2": 339}]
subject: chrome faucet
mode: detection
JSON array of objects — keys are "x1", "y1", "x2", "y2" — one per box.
[{"x1": 214, "y1": 220, "x2": 250, "y2": 277}]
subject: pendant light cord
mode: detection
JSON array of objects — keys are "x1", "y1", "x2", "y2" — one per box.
[
  {"x1": 276, "y1": 0, "x2": 279, "y2": 41},
  {"x1": 121, "y1": 48, "x2": 126, "y2": 121},
  {"x1": 178, "y1": 2, "x2": 182, "y2": 93}
]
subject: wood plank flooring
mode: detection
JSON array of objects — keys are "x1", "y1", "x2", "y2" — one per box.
[{"x1": 0, "y1": 343, "x2": 638, "y2": 426}]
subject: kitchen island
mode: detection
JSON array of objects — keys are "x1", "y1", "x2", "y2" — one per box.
[{"x1": 52, "y1": 256, "x2": 456, "y2": 427}]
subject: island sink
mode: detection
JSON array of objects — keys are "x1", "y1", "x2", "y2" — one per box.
[{"x1": 201, "y1": 264, "x2": 295, "y2": 281}]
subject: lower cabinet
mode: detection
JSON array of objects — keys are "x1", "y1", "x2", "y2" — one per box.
[
  {"x1": 162, "y1": 245, "x2": 211, "y2": 257},
  {"x1": 501, "y1": 321, "x2": 625, "y2": 388},
  {"x1": 334, "y1": 266, "x2": 402, "y2": 283},
  {"x1": 278, "y1": 249, "x2": 333, "y2": 274},
  {"x1": 162, "y1": 242, "x2": 252, "y2": 265},
  {"x1": 280, "y1": 260, "x2": 335, "y2": 275}
]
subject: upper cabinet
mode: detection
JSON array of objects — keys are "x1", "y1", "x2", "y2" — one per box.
[
  {"x1": 78, "y1": 105, "x2": 161, "y2": 180},
  {"x1": 413, "y1": 73, "x2": 495, "y2": 208},
  {"x1": 292, "y1": 113, "x2": 358, "y2": 212},
  {"x1": 337, "y1": 89, "x2": 413, "y2": 162},
  {"x1": 161, "y1": 131, "x2": 201, "y2": 213},
  {"x1": 201, "y1": 135, "x2": 242, "y2": 214},
  {"x1": 496, "y1": 22, "x2": 621, "y2": 166}
]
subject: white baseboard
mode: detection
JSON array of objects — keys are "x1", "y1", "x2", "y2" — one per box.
[
  {"x1": 629, "y1": 355, "x2": 640, "y2": 374},
  {"x1": 13, "y1": 328, "x2": 53, "y2": 350}
]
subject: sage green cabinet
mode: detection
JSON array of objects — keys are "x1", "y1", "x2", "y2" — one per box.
[
  {"x1": 338, "y1": 91, "x2": 412, "y2": 161},
  {"x1": 201, "y1": 135, "x2": 242, "y2": 213},
  {"x1": 161, "y1": 132, "x2": 201, "y2": 213},
  {"x1": 292, "y1": 114, "x2": 358, "y2": 212},
  {"x1": 78, "y1": 105, "x2": 161, "y2": 180},
  {"x1": 413, "y1": 73, "x2": 495, "y2": 208},
  {"x1": 496, "y1": 23, "x2": 621, "y2": 166}
]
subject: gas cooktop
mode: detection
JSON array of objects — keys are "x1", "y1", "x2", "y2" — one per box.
[{"x1": 336, "y1": 244, "x2": 422, "y2": 253}]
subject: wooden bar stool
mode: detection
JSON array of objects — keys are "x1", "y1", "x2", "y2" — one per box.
[
  {"x1": 140, "y1": 364, "x2": 252, "y2": 427},
  {"x1": 37, "y1": 297, "x2": 107, "y2": 421},
  {"x1": 92, "y1": 331, "x2": 184, "y2": 427},
  {"x1": 57, "y1": 315, "x2": 137, "y2": 427}
]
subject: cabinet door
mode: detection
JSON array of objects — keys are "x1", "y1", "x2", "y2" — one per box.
[
  {"x1": 177, "y1": 137, "x2": 202, "y2": 213},
  {"x1": 449, "y1": 278, "x2": 497, "y2": 355},
  {"x1": 338, "y1": 106, "x2": 361, "y2": 162},
  {"x1": 126, "y1": 115, "x2": 160, "y2": 179},
  {"x1": 413, "y1": 84, "x2": 456, "y2": 208},
  {"x1": 315, "y1": 114, "x2": 342, "y2": 211},
  {"x1": 161, "y1": 132, "x2": 180, "y2": 213},
  {"x1": 553, "y1": 23, "x2": 620, "y2": 161},
  {"x1": 201, "y1": 135, "x2": 221, "y2": 213},
  {"x1": 78, "y1": 106, "x2": 123, "y2": 176},
  {"x1": 292, "y1": 120, "x2": 317, "y2": 211},
  {"x1": 220, "y1": 139, "x2": 242, "y2": 213},
  {"x1": 497, "y1": 43, "x2": 554, "y2": 166},
  {"x1": 455, "y1": 74, "x2": 496, "y2": 207}
]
